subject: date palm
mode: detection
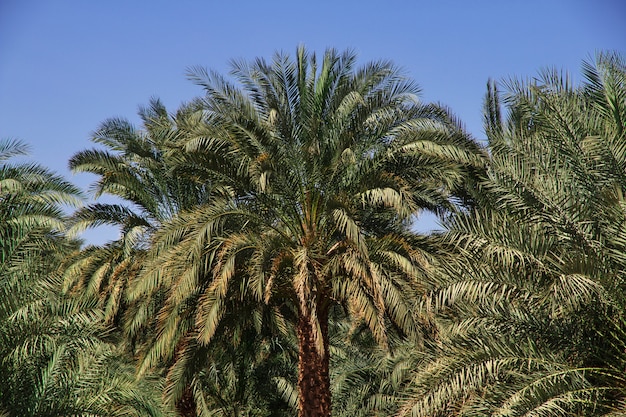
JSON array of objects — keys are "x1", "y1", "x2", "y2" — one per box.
[
  {"x1": 128, "y1": 46, "x2": 484, "y2": 417},
  {"x1": 62, "y1": 98, "x2": 207, "y2": 324},
  {"x1": 0, "y1": 139, "x2": 170, "y2": 416},
  {"x1": 65, "y1": 89, "x2": 300, "y2": 416},
  {"x1": 400, "y1": 51, "x2": 626, "y2": 417}
]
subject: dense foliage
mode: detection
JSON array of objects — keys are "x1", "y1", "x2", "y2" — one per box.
[{"x1": 1, "y1": 48, "x2": 624, "y2": 417}]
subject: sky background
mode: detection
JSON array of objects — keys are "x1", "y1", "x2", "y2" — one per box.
[{"x1": 1, "y1": 0, "x2": 625, "y2": 244}]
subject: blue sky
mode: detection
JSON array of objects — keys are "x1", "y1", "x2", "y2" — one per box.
[{"x1": 1, "y1": 0, "x2": 624, "y2": 244}]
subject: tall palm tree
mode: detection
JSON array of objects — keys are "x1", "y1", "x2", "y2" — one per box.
[
  {"x1": 399, "y1": 51, "x2": 626, "y2": 417},
  {"x1": 66, "y1": 97, "x2": 297, "y2": 416},
  {"x1": 127, "y1": 46, "x2": 484, "y2": 417}
]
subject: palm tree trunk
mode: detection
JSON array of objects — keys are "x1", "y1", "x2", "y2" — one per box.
[
  {"x1": 297, "y1": 302, "x2": 331, "y2": 417},
  {"x1": 176, "y1": 386, "x2": 197, "y2": 417}
]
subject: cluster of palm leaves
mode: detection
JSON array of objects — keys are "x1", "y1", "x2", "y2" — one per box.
[
  {"x1": 394, "y1": 51, "x2": 626, "y2": 417},
  {"x1": 1, "y1": 47, "x2": 625, "y2": 417},
  {"x1": 0, "y1": 140, "x2": 171, "y2": 416}
]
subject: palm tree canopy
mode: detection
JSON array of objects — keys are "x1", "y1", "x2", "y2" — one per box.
[
  {"x1": 399, "y1": 51, "x2": 626, "y2": 417},
  {"x1": 0, "y1": 139, "x2": 171, "y2": 417},
  {"x1": 62, "y1": 98, "x2": 210, "y2": 324},
  {"x1": 126, "y1": 46, "x2": 484, "y2": 415}
]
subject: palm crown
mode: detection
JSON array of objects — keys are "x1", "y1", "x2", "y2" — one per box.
[{"x1": 127, "y1": 46, "x2": 483, "y2": 416}]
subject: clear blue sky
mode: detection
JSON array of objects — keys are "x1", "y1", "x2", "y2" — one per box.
[{"x1": 1, "y1": 0, "x2": 624, "y2": 244}]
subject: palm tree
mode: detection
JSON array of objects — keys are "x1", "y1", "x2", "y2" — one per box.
[
  {"x1": 66, "y1": 97, "x2": 297, "y2": 416},
  {"x1": 62, "y1": 98, "x2": 206, "y2": 325},
  {"x1": 399, "y1": 51, "x2": 626, "y2": 417},
  {"x1": 1, "y1": 140, "x2": 82, "y2": 415},
  {"x1": 0, "y1": 139, "x2": 170, "y2": 416},
  {"x1": 127, "y1": 46, "x2": 484, "y2": 416}
]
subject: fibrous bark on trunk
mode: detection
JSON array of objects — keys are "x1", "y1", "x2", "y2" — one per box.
[
  {"x1": 297, "y1": 303, "x2": 331, "y2": 417},
  {"x1": 176, "y1": 385, "x2": 197, "y2": 417}
]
